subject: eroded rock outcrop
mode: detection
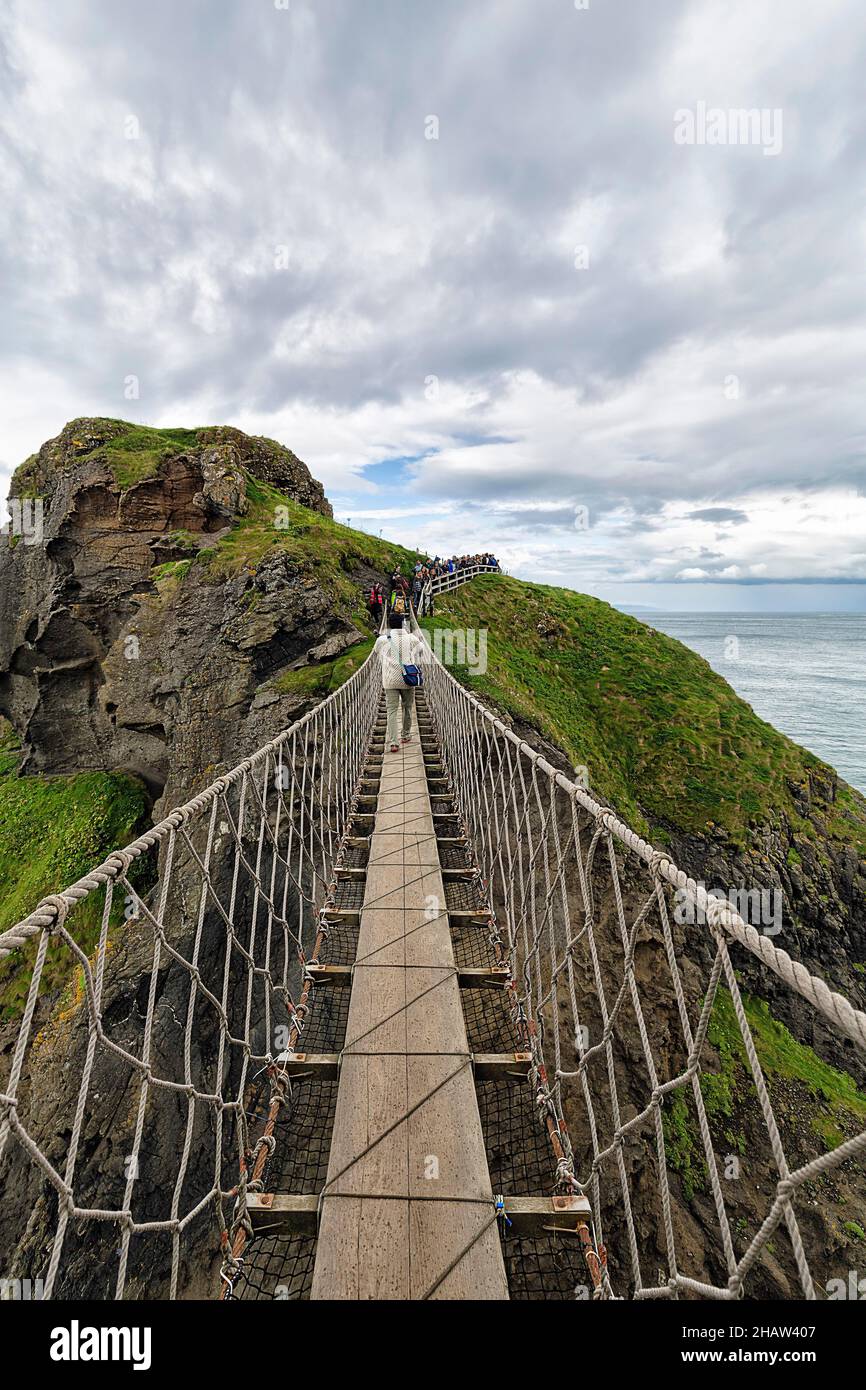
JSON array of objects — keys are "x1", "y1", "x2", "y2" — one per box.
[
  {"x1": 0, "y1": 419, "x2": 345, "y2": 811},
  {"x1": 0, "y1": 419, "x2": 373, "y2": 1297}
]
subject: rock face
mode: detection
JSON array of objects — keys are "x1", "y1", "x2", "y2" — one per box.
[
  {"x1": 0, "y1": 419, "x2": 344, "y2": 812},
  {"x1": 0, "y1": 419, "x2": 388, "y2": 1300},
  {"x1": 1, "y1": 428, "x2": 863, "y2": 1302}
]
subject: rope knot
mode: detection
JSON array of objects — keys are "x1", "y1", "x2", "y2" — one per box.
[
  {"x1": 107, "y1": 849, "x2": 134, "y2": 876},
  {"x1": 39, "y1": 894, "x2": 70, "y2": 935},
  {"x1": 648, "y1": 849, "x2": 670, "y2": 879},
  {"x1": 705, "y1": 896, "x2": 736, "y2": 937}
]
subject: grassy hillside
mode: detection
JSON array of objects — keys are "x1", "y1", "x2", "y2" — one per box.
[
  {"x1": 421, "y1": 573, "x2": 866, "y2": 852},
  {"x1": 194, "y1": 470, "x2": 423, "y2": 630}
]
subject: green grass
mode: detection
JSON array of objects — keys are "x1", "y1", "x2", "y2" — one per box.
[
  {"x1": 663, "y1": 986, "x2": 866, "y2": 1196},
  {"x1": 196, "y1": 471, "x2": 423, "y2": 634},
  {"x1": 424, "y1": 575, "x2": 866, "y2": 849},
  {"x1": 79, "y1": 422, "x2": 203, "y2": 489},
  {"x1": 272, "y1": 639, "x2": 376, "y2": 700},
  {"x1": 10, "y1": 418, "x2": 204, "y2": 493},
  {"x1": 0, "y1": 721, "x2": 150, "y2": 1019},
  {"x1": 152, "y1": 558, "x2": 193, "y2": 583}
]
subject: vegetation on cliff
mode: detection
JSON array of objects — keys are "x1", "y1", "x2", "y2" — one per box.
[
  {"x1": 12, "y1": 420, "x2": 203, "y2": 494},
  {"x1": 196, "y1": 471, "x2": 422, "y2": 621},
  {"x1": 0, "y1": 719, "x2": 149, "y2": 1018},
  {"x1": 664, "y1": 984, "x2": 866, "y2": 1202},
  {"x1": 422, "y1": 573, "x2": 866, "y2": 857}
]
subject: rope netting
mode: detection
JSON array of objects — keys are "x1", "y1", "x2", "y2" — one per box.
[
  {"x1": 412, "y1": 613, "x2": 866, "y2": 1301},
  {"x1": 0, "y1": 647, "x2": 381, "y2": 1300},
  {"x1": 3, "y1": 580, "x2": 865, "y2": 1303}
]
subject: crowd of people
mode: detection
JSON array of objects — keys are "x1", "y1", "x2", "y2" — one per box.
[
  {"x1": 367, "y1": 554, "x2": 499, "y2": 749},
  {"x1": 423, "y1": 552, "x2": 499, "y2": 582},
  {"x1": 366, "y1": 553, "x2": 500, "y2": 627}
]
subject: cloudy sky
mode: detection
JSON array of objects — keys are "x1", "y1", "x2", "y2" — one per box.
[{"x1": 1, "y1": 0, "x2": 864, "y2": 610}]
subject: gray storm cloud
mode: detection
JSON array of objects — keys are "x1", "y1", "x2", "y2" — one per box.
[{"x1": 1, "y1": 0, "x2": 864, "y2": 592}]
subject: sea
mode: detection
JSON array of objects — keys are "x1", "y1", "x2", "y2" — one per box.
[{"x1": 622, "y1": 612, "x2": 866, "y2": 796}]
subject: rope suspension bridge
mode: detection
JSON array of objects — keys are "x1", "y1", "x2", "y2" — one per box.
[{"x1": 1, "y1": 564, "x2": 864, "y2": 1300}]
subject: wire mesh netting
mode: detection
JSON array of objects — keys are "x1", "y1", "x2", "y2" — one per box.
[
  {"x1": 413, "y1": 616, "x2": 866, "y2": 1301},
  {"x1": 3, "y1": 592, "x2": 865, "y2": 1305},
  {"x1": 0, "y1": 658, "x2": 382, "y2": 1300}
]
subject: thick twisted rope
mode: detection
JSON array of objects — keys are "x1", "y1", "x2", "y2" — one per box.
[
  {"x1": 411, "y1": 606, "x2": 866, "y2": 1301},
  {"x1": 0, "y1": 641, "x2": 382, "y2": 1300}
]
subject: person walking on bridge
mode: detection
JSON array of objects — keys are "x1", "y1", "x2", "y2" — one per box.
[
  {"x1": 367, "y1": 581, "x2": 385, "y2": 629},
  {"x1": 374, "y1": 612, "x2": 425, "y2": 751}
]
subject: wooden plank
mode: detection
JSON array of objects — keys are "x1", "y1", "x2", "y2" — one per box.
[{"x1": 311, "y1": 705, "x2": 508, "y2": 1300}]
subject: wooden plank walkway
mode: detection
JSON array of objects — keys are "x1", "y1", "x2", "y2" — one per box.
[{"x1": 311, "y1": 705, "x2": 508, "y2": 1299}]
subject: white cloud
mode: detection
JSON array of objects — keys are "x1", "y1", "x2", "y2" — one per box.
[{"x1": 0, "y1": 0, "x2": 864, "y2": 603}]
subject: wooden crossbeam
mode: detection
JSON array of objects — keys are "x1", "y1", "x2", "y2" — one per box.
[
  {"x1": 472, "y1": 1052, "x2": 531, "y2": 1080},
  {"x1": 323, "y1": 910, "x2": 361, "y2": 926},
  {"x1": 449, "y1": 911, "x2": 490, "y2": 927},
  {"x1": 305, "y1": 963, "x2": 353, "y2": 986},
  {"x1": 498, "y1": 1194, "x2": 593, "y2": 1236},
  {"x1": 246, "y1": 1191, "x2": 591, "y2": 1239},
  {"x1": 307, "y1": 963, "x2": 507, "y2": 988},
  {"x1": 271, "y1": 1050, "x2": 527, "y2": 1082},
  {"x1": 246, "y1": 1194, "x2": 318, "y2": 1235},
  {"x1": 457, "y1": 965, "x2": 510, "y2": 988},
  {"x1": 273, "y1": 1051, "x2": 341, "y2": 1079}
]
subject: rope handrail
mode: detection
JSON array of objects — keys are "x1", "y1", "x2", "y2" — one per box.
[
  {"x1": 411, "y1": 616, "x2": 866, "y2": 1052},
  {"x1": 410, "y1": 607, "x2": 866, "y2": 1300},
  {"x1": 0, "y1": 640, "x2": 382, "y2": 1299},
  {"x1": 1, "y1": 557, "x2": 864, "y2": 1302}
]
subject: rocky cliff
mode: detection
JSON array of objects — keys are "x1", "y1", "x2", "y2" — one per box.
[
  {"x1": 0, "y1": 419, "x2": 356, "y2": 816},
  {"x1": 1, "y1": 422, "x2": 864, "y2": 1300},
  {"x1": 0, "y1": 418, "x2": 422, "y2": 1296}
]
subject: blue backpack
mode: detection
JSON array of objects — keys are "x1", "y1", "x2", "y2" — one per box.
[{"x1": 388, "y1": 634, "x2": 423, "y2": 687}]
